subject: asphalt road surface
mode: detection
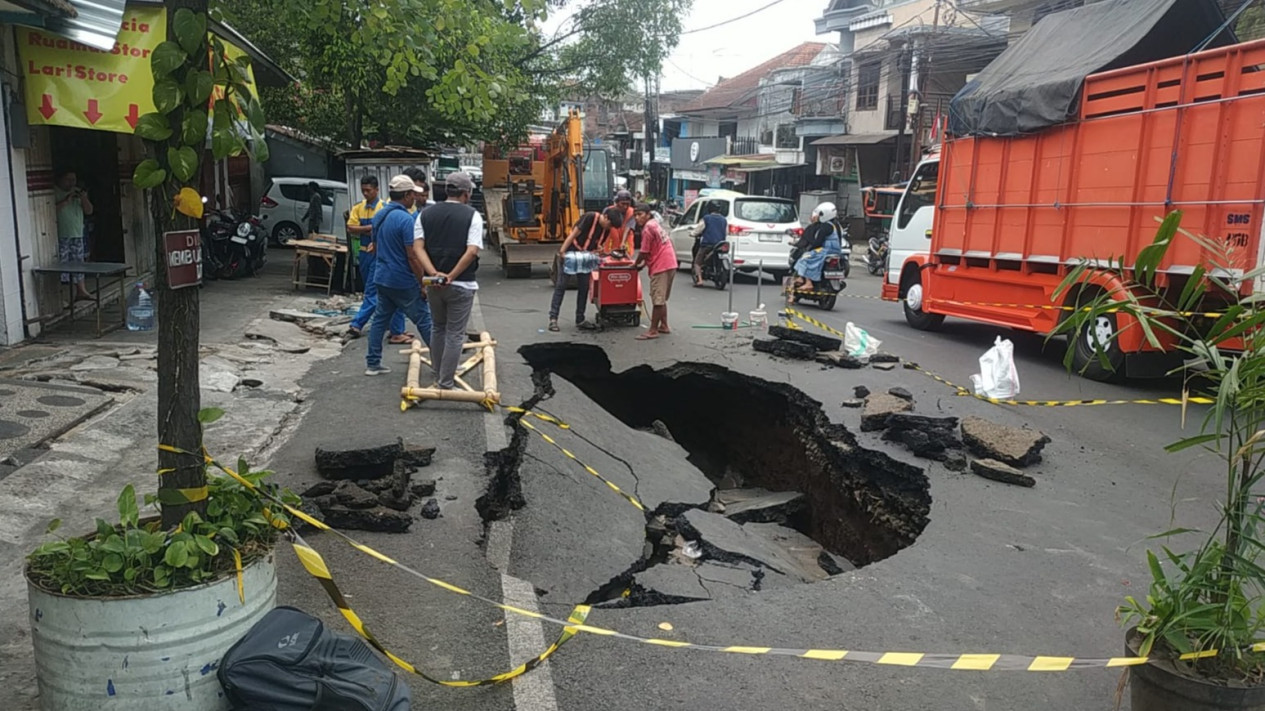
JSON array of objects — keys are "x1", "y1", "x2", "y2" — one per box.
[{"x1": 277, "y1": 258, "x2": 1217, "y2": 711}]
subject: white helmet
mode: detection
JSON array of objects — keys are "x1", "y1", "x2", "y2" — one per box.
[{"x1": 812, "y1": 202, "x2": 837, "y2": 223}]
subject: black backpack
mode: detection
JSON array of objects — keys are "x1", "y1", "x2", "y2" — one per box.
[{"x1": 218, "y1": 606, "x2": 411, "y2": 711}]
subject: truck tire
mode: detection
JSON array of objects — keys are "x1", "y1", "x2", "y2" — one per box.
[
  {"x1": 902, "y1": 271, "x2": 944, "y2": 331},
  {"x1": 1071, "y1": 311, "x2": 1125, "y2": 381}
]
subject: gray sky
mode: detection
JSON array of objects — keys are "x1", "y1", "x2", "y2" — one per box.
[
  {"x1": 543, "y1": 0, "x2": 831, "y2": 93},
  {"x1": 661, "y1": 0, "x2": 831, "y2": 91}
]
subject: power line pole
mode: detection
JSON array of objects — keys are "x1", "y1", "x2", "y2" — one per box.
[
  {"x1": 893, "y1": 44, "x2": 911, "y2": 181},
  {"x1": 911, "y1": 0, "x2": 942, "y2": 169},
  {"x1": 644, "y1": 73, "x2": 654, "y2": 197}
]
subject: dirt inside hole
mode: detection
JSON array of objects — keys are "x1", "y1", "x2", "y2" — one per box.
[{"x1": 519, "y1": 343, "x2": 931, "y2": 568}]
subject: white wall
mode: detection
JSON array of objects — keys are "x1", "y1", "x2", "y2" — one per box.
[{"x1": 0, "y1": 87, "x2": 20, "y2": 345}]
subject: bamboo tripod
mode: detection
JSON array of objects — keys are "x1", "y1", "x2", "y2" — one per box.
[{"x1": 399, "y1": 331, "x2": 500, "y2": 411}]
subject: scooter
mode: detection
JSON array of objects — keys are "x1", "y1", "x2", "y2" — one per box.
[
  {"x1": 866, "y1": 231, "x2": 889, "y2": 276},
  {"x1": 787, "y1": 250, "x2": 847, "y2": 311},
  {"x1": 695, "y1": 240, "x2": 732, "y2": 290},
  {"x1": 224, "y1": 214, "x2": 267, "y2": 278}
]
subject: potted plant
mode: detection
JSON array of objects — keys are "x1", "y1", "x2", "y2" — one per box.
[
  {"x1": 1056, "y1": 212, "x2": 1265, "y2": 710},
  {"x1": 25, "y1": 409, "x2": 297, "y2": 710},
  {"x1": 24, "y1": 1, "x2": 276, "y2": 705}
]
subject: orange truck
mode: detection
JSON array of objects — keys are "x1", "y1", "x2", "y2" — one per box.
[{"x1": 884, "y1": 18, "x2": 1265, "y2": 380}]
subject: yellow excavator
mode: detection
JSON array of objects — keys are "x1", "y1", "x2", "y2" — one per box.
[{"x1": 483, "y1": 109, "x2": 615, "y2": 279}]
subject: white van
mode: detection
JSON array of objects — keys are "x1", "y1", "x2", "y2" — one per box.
[
  {"x1": 667, "y1": 190, "x2": 801, "y2": 278},
  {"x1": 258, "y1": 178, "x2": 350, "y2": 245}
]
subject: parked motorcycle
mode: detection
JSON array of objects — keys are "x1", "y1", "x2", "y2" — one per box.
[
  {"x1": 202, "y1": 206, "x2": 267, "y2": 280},
  {"x1": 787, "y1": 250, "x2": 847, "y2": 310},
  {"x1": 695, "y1": 239, "x2": 732, "y2": 290},
  {"x1": 866, "y1": 230, "x2": 889, "y2": 276}
]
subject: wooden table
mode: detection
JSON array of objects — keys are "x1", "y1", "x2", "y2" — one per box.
[
  {"x1": 31, "y1": 261, "x2": 131, "y2": 337},
  {"x1": 290, "y1": 238, "x2": 348, "y2": 294}
]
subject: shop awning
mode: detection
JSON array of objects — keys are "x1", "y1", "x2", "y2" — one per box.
[
  {"x1": 703, "y1": 153, "x2": 804, "y2": 171},
  {"x1": 811, "y1": 132, "x2": 896, "y2": 146}
]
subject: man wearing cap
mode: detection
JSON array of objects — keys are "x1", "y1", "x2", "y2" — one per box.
[
  {"x1": 364, "y1": 175, "x2": 434, "y2": 376},
  {"x1": 346, "y1": 175, "x2": 411, "y2": 343},
  {"x1": 415, "y1": 172, "x2": 483, "y2": 390}
]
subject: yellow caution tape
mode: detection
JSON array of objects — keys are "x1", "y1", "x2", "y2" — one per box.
[
  {"x1": 778, "y1": 309, "x2": 1215, "y2": 408},
  {"x1": 290, "y1": 532, "x2": 590, "y2": 687},
  {"x1": 232, "y1": 547, "x2": 244, "y2": 605},
  {"x1": 163, "y1": 445, "x2": 1265, "y2": 673},
  {"x1": 519, "y1": 419, "x2": 646, "y2": 511}
]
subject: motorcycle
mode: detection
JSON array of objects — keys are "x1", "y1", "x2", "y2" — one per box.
[
  {"x1": 202, "y1": 206, "x2": 267, "y2": 280},
  {"x1": 695, "y1": 239, "x2": 732, "y2": 290},
  {"x1": 866, "y1": 231, "x2": 889, "y2": 276},
  {"x1": 224, "y1": 214, "x2": 268, "y2": 278},
  {"x1": 832, "y1": 220, "x2": 853, "y2": 279},
  {"x1": 787, "y1": 249, "x2": 847, "y2": 311}
]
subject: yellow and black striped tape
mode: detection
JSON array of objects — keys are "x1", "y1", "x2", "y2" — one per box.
[
  {"x1": 782, "y1": 288, "x2": 1232, "y2": 318},
  {"x1": 519, "y1": 419, "x2": 646, "y2": 512},
  {"x1": 290, "y1": 531, "x2": 589, "y2": 687},
  {"x1": 777, "y1": 309, "x2": 1215, "y2": 408},
  {"x1": 174, "y1": 446, "x2": 1265, "y2": 673}
]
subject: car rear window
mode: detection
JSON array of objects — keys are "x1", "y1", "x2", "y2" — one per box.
[
  {"x1": 279, "y1": 183, "x2": 308, "y2": 201},
  {"x1": 735, "y1": 199, "x2": 796, "y2": 223}
]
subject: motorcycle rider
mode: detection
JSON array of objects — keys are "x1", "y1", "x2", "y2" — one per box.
[
  {"x1": 691, "y1": 201, "x2": 727, "y2": 287},
  {"x1": 789, "y1": 202, "x2": 843, "y2": 298}
]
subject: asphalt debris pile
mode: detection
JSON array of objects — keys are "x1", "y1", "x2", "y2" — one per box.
[
  {"x1": 519, "y1": 342, "x2": 932, "y2": 607},
  {"x1": 751, "y1": 324, "x2": 902, "y2": 371},
  {"x1": 303, "y1": 439, "x2": 439, "y2": 531},
  {"x1": 856, "y1": 392, "x2": 1050, "y2": 486}
]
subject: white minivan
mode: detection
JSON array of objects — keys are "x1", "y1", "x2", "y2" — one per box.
[
  {"x1": 668, "y1": 190, "x2": 801, "y2": 278},
  {"x1": 258, "y1": 177, "x2": 349, "y2": 245}
]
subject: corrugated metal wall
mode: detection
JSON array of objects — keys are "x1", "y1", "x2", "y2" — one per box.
[{"x1": 25, "y1": 126, "x2": 61, "y2": 320}]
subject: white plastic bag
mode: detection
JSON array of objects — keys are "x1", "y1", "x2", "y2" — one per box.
[
  {"x1": 844, "y1": 322, "x2": 881, "y2": 360},
  {"x1": 971, "y1": 336, "x2": 1021, "y2": 399}
]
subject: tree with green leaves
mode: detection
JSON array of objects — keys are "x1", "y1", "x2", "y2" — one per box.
[
  {"x1": 215, "y1": 0, "x2": 690, "y2": 148},
  {"x1": 134, "y1": 0, "x2": 269, "y2": 527}
]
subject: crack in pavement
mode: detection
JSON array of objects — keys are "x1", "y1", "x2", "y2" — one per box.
[{"x1": 536, "y1": 402, "x2": 645, "y2": 505}]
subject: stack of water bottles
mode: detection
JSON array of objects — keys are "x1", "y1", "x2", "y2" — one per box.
[{"x1": 125, "y1": 282, "x2": 155, "y2": 332}]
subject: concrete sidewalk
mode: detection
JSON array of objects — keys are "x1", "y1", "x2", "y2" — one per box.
[{"x1": 0, "y1": 262, "x2": 351, "y2": 710}]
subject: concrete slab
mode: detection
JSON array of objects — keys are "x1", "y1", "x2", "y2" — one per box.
[
  {"x1": 0, "y1": 379, "x2": 112, "y2": 463},
  {"x1": 677, "y1": 509, "x2": 826, "y2": 583}
]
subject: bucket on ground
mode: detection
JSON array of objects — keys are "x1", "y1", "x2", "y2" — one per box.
[
  {"x1": 749, "y1": 310, "x2": 767, "y2": 330},
  {"x1": 721, "y1": 312, "x2": 739, "y2": 330}
]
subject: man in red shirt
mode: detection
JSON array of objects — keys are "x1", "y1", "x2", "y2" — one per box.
[{"x1": 633, "y1": 203, "x2": 678, "y2": 339}]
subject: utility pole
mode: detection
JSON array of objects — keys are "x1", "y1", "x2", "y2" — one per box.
[
  {"x1": 893, "y1": 44, "x2": 912, "y2": 181},
  {"x1": 155, "y1": 0, "x2": 206, "y2": 527},
  {"x1": 644, "y1": 74, "x2": 654, "y2": 197},
  {"x1": 911, "y1": 0, "x2": 942, "y2": 169}
]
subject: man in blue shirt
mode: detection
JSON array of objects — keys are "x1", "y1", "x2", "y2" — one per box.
[
  {"x1": 346, "y1": 175, "x2": 409, "y2": 342},
  {"x1": 690, "y1": 202, "x2": 727, "y2": 286},
  {"x1": 365, "y1": 175, "x2": 435, "y2": 376}
]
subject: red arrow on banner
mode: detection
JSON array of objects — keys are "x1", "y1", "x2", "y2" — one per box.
[
  {"x1": 84, "y1": 99, "x2": 102, "y2": 125},
  {"x1": 125, "y1": 104, "x2": 139, "y2": 130},
  {"x1": 38, "y1": 94, "x2": 55, "y2": 120}
]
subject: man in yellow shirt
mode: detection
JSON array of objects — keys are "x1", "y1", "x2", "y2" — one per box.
[{"x1": 346, "y1": 175, "x2": 410, "y2": 341}]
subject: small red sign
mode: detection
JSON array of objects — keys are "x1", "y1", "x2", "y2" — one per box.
[{"x1": 163, "y1": 229, "x2": 201, "y2": 289}]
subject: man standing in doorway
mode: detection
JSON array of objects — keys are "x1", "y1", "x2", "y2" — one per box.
[
  {"x1": 304, "y1": 181, "x2": 324, "y2": 236},
  {"x1": 416, "y1": 172, "x2": 483, "y2": 390},
  {"x1": 364, "y1": 175, "x2": 434, "y2": 376},
  {"x1": 346, "y1": 176, "x2": 411, "y2": 343},
  {"x1": 53, "y1": 169, "x2": 94, "y2": 301}
]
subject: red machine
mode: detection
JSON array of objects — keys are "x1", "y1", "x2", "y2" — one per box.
[{"x1": 590, "y1": 252, "x2": 643, "y2": 328}]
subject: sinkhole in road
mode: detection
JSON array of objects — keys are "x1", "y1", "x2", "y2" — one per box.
[{"x1": 518, "y1": 343, "x2": 932, "y2": 573}]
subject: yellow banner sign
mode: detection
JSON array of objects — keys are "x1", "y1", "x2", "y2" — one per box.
[{"x1": 20, "y1": 6, "x2": 166, "y2": 133}]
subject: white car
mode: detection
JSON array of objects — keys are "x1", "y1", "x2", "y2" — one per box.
[
  {"x1": 668, "y1": 190, "x2": 801, "y2": 278},
  {"x1": 258, "y1": 177, "x2": 349, "y2": 245}
]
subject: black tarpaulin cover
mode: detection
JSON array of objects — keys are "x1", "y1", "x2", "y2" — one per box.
[{"x1": 948, "y1": 0, "x2": 1234, "y2": 137}]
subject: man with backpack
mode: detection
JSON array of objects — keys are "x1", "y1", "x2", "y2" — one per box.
[{"x1": 547, "y1": 206, "x2": 625, "y2": 332}]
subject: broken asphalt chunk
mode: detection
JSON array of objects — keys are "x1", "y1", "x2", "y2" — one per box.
[
  {"x1": 840, "y1": 399, "x2": 864, "y2": 408},
  {"x1": 332, "y1": 481, "x2": 379, "y2": 509},
  {"x1": 320, "y1": 505, "x2": 412, "y2": 532},
  {"x1": 970, "y1": 458, "x2": 1036, "y2": 487},
  {"x1": 715, "y1": 488, "x2": 807, "y2": 525},
  {"x1": 961, "y1": 416, "x2": 1051, "y2": 467},
  {"x1": 768, "y1": 325, "x2": 842, "y2": 352},
  {"x1": 860, "y1": 393, "x2": 914, "y2": 432},
  {"x1": 411, "y1": 479, "x2": 437, "y2": 497},
  {"x1": 854, "y1": 385, "x2": 871, "y2": 398},
  {"x1": 752, "y1": 338, "x2": 817, "y2": 360},
  {"x1": 816, "y1": 351, "x2": 866, "y2": 369},
  {"x1": 675, "y1": 510, "x2": 828, "y2": 583},
  {"x1": 888, "y1": 387, "x2": 914, "y2": 402},
  {"x1": 420, "y1": 498, "x2": 441, "y2": 519},
  {"x1": 882, "y1": 414, "x2": 961, "y2": 461},
  {"x1": 400, "y1": 444, "x2": 436, "y2": 468},
  {"x1": 315, "y1": 438, "x2": 403, "y2": 480}
]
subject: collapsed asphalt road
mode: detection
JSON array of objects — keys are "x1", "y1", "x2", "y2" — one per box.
[{"x1": 268, "y1": 267, "x2": 1223, "y2": 710}]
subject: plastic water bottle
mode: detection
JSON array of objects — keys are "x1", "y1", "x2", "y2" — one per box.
[{"x1": 126, "y1": 282, "x2": 155, "y2": 331}]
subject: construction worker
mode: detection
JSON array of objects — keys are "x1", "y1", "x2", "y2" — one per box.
[
  {"x1": 602, "y1": 189, "x2": 636, "y2": 253},
  {"x1": 549, "y1": 206, "x2": 624, "y2": 332},
  {"x1": 346, "y1": 176, "x2": 411, "y2": 343}
]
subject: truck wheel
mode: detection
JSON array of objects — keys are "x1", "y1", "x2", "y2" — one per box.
[
  {"x1": 1072, "y1": 312, "x2": 1124, "y2": 381},
  {"x1": 902, "y1": 272, "x2": 944, "y2": 330}
]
